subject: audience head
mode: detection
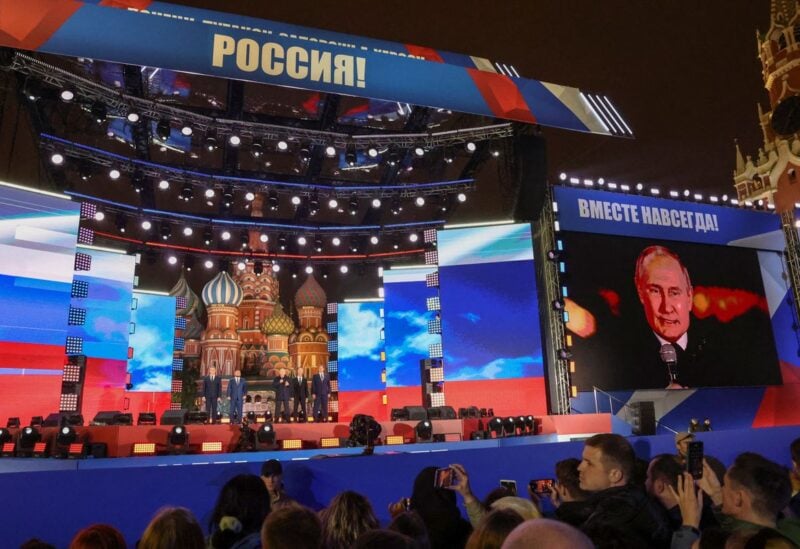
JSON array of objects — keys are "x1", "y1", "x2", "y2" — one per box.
[
  {"x1": 466, "y1": 508, "x2": 525, "y2": 549},
  {"x1": 209, "y1": 474, "x2": 271, "y2": 548},
  {"x1": 501, "y1": 518, "x2": 593, "y2": 549},
  {"x1": 261, "y1": 505, "x2": 322, "y2": 549},
  {"x1": 261, "y1": 459, "x2": 284, "y2": 496},
  {"x1": 353, "y1": 530, "x2": 417, "y2": 549},
  {"x1": 791, "y1": 437, "x2": 800, "y2": 473},
  {"x1": 675, "y1": 431, "x2": 695, "y2": 460},
  {"x1": 69, "y1": 524, "x2": 126, "y2": 549},
  {"x1": 320, "y1": 490, "x2": 379, "y2": 549},
  {"x1": 20, "y1": 540, "x2": 56, "y2": 549},
  {"x1": 388, "y1": 511, "x2": 430, "y2": 549},
  {"x1": 578, "y1": 433, "x2": 635, "y2": 491},
  {"x1": 723, "y1": 452, "x2": 791, "y2": 527},
  {"x1": 645, "y1": 453, "x2": 683, "y2": 508},
  {"x1": 554, "y1": 458, "x2": 590, "y2": 502},
  {"x1": 139, "y1": 507, "x2": 204, "y2": 549},
  {"x1": 484, "y1": 486, "x2": 515, "y2": 508},
  {"x1": 410, "y1": 467, "x2": 471, "y2": 549},
  {"x1": 490, "y1": 497, "x2": 541, "y2": 521}
]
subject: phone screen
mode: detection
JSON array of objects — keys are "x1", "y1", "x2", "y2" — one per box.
[
  {"x1": 500, "y1": 479, "x2": 517, "y2": 496},
  {"x1": 686, "y1": 441, "x2": 704, "y2": 479},
  {"x1": 529, "y1": 478, "x2": 555, "y2": 494},
  {"x1": 434, "y1": 467, "x2": 455, "y2": 488}
]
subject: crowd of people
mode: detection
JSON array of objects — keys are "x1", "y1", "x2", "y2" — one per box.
[{"x1": 18, "y1": 433, "x2": 800, "y2": 548}]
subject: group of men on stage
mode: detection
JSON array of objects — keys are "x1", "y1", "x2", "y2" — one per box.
[{"x1": 201, "y1": 365, "x2": 331, "y2": 423}]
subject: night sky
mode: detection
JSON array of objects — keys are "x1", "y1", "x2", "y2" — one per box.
[{"x1": 172, "y1": 0, "x2": 772, "y2": 194}]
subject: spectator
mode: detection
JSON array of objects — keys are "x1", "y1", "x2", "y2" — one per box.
[
  {"x1": 208, "y1": 474, "x2": 271, "y2": 549},
  {"x1": 261, "y1": 459, "x2": 293, "y2": 506},
  {"x1": 646, "y1": 453, "x2": 717, "y2": 530},
  {"x1": 790, "y1": 437, "x2": 800, "y2": 518},
  {"x1": 675, "y1": 432, "x2": 695, "y2": 466},
  {"x1": 353, "y1": 530, "x2": 418, "y2": 549},
  {"x1": 410, "y1": 466, "x2": 471, "y2": 549},
  {"x1": 551, "y1": 458, "x2": 590, "y2": 524},
  {"x1": 500, "y1": 518, "x2": 593, "y2": 549},
  {"x1": 465, "y1": 508, "x2": 524, "y2": 549},
  {"x1": 261, "y1": 505, "x2": 322, "y2": 549},
  {"x1": 575, "y1": 433, "x2": 672, "y2": 548},
  {"x1": 489, "y1": 497, "x2": 540, "y2": 521},
  {"x1": 319, "y1": 491, "x2": 379, "y2": 549},
  {"x1": 69, "y1": 524, "x2": 126, "y2": 549},
  {"x1": 139, "y1": 507, "x2": 204, "y2": 549},
  {"x1": 19, "y1": 539, "x2": 56, "y2": 549},
  {"x1": 388, "y1": 511, "x2": 431, "y2": 549}
]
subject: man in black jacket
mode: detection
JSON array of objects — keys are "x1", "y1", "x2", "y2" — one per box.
[
  {"x1": 292, "y1": 367, "x2": 308, "y2": 421},
  {"x1": 202, "y1": 365, "x2": 222, "y2": 423},
  {"x1": 272, "y1": 367, "x2": 291, "y2": 422},
  {"x1": 570, "y1": 433, "x2": 672, "y2": 548}
]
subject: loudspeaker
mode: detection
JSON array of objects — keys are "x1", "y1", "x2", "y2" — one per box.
[
  {"x1": 426, "y1": 407, "x2": 441, "y2": 420},
  {"x1": 160, "y1": 409, "x2": 187, "y2": 426},
  {"x1": 92, "y1": 411, "x2": 121, "y2": 426},
  {"x1": 435, "y1": 406, "x2": 457, "y2": 420},
  {"x1": 44, "y1": 412, "x2": 84, "y2": 427},
  {"x1": 629, "y1": 401, "x2": 656, "y2": 436},
  {"x1": 403, "y1": 406, "x2": 428, "y2": 421},
  {"x1": 391, "y1": 408, "x2": 409, "y2": 421},
  {"x1": 113, "y1": 413, "x2": 133, "y2": 426},
  {"x1": 186, "y1": 411, "x2": 209, "y2": 424},
  {"x1": 512, "y1": 132, "x2": 547, "y2": 222},
  {"x1": 88, "y1": 443, "x2": 107, "y2": 459}
]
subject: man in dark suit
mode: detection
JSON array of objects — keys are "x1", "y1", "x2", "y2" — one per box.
[
  {"x1": 202, "y1": 365, "x2": 222, "y2": 423},
  {"x1": 227, "y1": 368, "x2": 247, "y2": 423},
  {"x1": 292, "y1": 367, "x2": 308, "y2": 421},
  {"x1": 311, "y1": 365, "x2": 331, "y2": 422},
  {"x1": 272, "y1": 367, "x2": 291, "y2": 422}
]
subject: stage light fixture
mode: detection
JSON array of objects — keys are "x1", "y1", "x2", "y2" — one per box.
[
  {"x1": 126, "y1": 111, "x2": 140, "y2": 123},
  {"x1": 669, "y1": 190, "x2": 680, "y2": 198},
  {"x1": 415, "y1": 420, "x2": 433, "y2": 443},
  {"x1": 314, "y1": 236, "x2": 323, "y2": 252},
  {"x1": 222, "y1": 186, "x2": 235, "y2": 208},
  {"x1": 340, "y1": 265, "x2": 349, "y2": 274},
  {"x1": 271, "y1": 263, "x2": 280, "y2": 272},
  {"x1": 491, "y1": 149, "x2": 500, "y2": 157},
  {"x1": 525, "y1": 415, "x2": 535, "y2": 433},
  {"x1": 91, "y1": 101, "x2": 107, "y2": 123},
  {"x1": 414, "y1": 146, "x2": 425, "y2": 157},
  {"x1": 204, "y1": 188, "x2": 215, "y2": 199},
  {"x1": 305, "y1": 265, "x2": 314, "y2": 274},
  {"x1": 278, "y1": 234, "x2": 287, "y2": 250},
  {"x1": 205, "y1": 133, "x2": 218, "y2": 151},
  {"x1": 557, "y1": 348, "x2": 573, "y2": 360},
  {"x1": 115, "y1": 215, "x2": 127, "y2": 234},
  {"x1": 276, "y1": 139, "x2": 289, "y2": 152},
  {"x1": 255, "y1": 423, "x2": 276, "y2": 450},
  {"x1": 348, "y1": 194, "x2": 359, "y2": 215},
  {"x1": 415, "y1": 196, "x2": 426, "y2": 207},
  {"x1": 298, "y1": 141, "x2": 312, "y2": 162},
  {"x1": 328, "y1": 198, "x2": 339, "y2": 209},
  {"x1": 158, "y1": 178, "x2": 170, "y2": 190},
  {"x1": 237, "y1": 260, "x2": 246, "y2": 271},
  {"x1": 387, "y1": 147, "x2": 400, "y2": 166},
  {"x1": 141, "y1": 220, "x2": 152, "y2": 230},
  {"x1": 348, "y1": 414, "x2": 382, "y2": 447},
  {"x1": 167, "y1": 425, "x2": 189, "y2": 454},
  {"x1": 167, "y1": 255, "x2": 178, "y2": 265},
  {"x1": 324, "y1": 144, "x2": 336, "y2": 157},
  {"x1": 202, "y1": 259, "x2": 214, "y2": 270},
  {"x1": 221, "y1": 230, "x2": 231, "y2": 241},
  {"x1": 240, "y1": 230, "x2": 249, "y2": 248},
  {"x1": 370, "y1": 235, "x2": 379, "y2": 245},
  {"x1": 180, "y1": 183, "x2": 194, "y2": 201},
  {"x1": 390, "y1": 196, "x2": 402, "y2": 215},
  {"x1": 203, "y1": 227, "x2": 213, "y2": 245},
  {"x1": 457, "y1": 192, "x2": 467, "y2": 203},
  {"x1": 6, "y1": 418, "x2": 20, "y2": 429},
  {"x1": 371, "y1": 197, "x2": 382, "y2": 209},
  {"x1": 409, "y1": 233, "x2": 419, "y2": 243},
  {"x1": 392, "y1": 237, "x2": 400, "y2": 250},
  {"x1": 332, "y1": 237, "x2": 341, "y2": 246},
  {"x1": 291, "y1": 195, "x2": 302, "y2": 206},
  {"x1": 228, "y1": 134, "x2": 241, "y2": 147},
  {"x1": 156, "y1": 118, "x2": 171, "y2": 141},
  {"x1": 182, "y1": 226, "x2": 193, "y2": 237},
  {"x1": 345, "y1": 143, "x2": 357, "y2": 166},
  {"x1": 552, "y1": 299, "x2": 565, "y2": 311},
  {"x1": 17, "y1": 426, "x2": 42, "y2": 457},
  {"x1": 367, "y1": 146, "x2": 379, "y2": 159},
  {"x1": 181, "y1": 124, "x2": 193, "y2": 136},
  {"x1": 268, "y1": 190, "x2": 279, "y2": 211},
  {"x1": 258, "y1": 233, "x2": 269, "y2": 244},
  {"x1": 55, "y1": 425, "x2": 78, "y2": 458},
  {"x1": 109, "y1": 168, "x2": 121, "y2": 180},
  {"x1": 245, "y1": 191, "x2": 256, "y2": 202},
  {"x1": 465, "y1": 141, "x2": 477, "y2": 153},
  {"x1": 488, "y1": 417, "x2": 505, "y2": 438},
  {"x1": 159, "y1": 222, "x2": 171, "y2": 241},
  {"x1": 295, "y1": 235, "x2": 307, "y2": 246},
  {"x1": 50, "y1": 153, "x2": 64, "y2": 166},
  {"x1": 635, "y1": 183, "x2": 644, "y2": 192}
]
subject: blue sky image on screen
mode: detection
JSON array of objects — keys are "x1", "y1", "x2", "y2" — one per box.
[
  {"x1": 0, "y1": 185, "x2": 79, "y2": 348},
  {"x1": 337, "y1": 302, "x2": 385, "y2": 391},
  {"x1": 127, "y1": 292, "x2": 176, "y2": 391},
  {"x1": 437, "y1": 224, "x2": 543, "y2": 381},
  {"x1": 383, "y1": 267, "x2": 439, "y2": 387},
  {"x1": 69, "y1": 248, "x2": 135, "y2": 361}
]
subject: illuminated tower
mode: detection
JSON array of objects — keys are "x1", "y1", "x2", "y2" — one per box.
[
  {"x1": 261, "y1": 298, "x2": 295, "y2": 376},
  {"x1": 233, "y1": 262, "x2": 279, "y2": 376},
  {"x1": 200, "y1": 271, "x2": 243, "y2": 376},
  {"x1": 169, "y1": 273, "x2": 205, "y2": 362},
  {"x1": 288, "y1": 274, "x2": 329, "y2": 372}
]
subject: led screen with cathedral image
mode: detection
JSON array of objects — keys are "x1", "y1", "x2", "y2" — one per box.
[
  {"x1": 437, "y1": 223, "x2": 544, "y2": 381},
  {"x1": 336, "y1": 301, "x2": 385, "y2": 391},
  {"x1": 126, "y1": 292, "x2": 176, "y2": 392}
]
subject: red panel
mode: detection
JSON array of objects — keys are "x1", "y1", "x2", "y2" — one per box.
[
  {"x1": 404, "y1": 44, "x2": 444, "y2": 63},
  {"x1": 444, "y1": 377, "x2": 548, "y2": 417},
  {"x1": 80, "y1": 358, "x2": 128, "y2": 422},
  {"x1": 752, "y1": 361, "x2": 800, "y2": 427},
  {"x1": 385, "y1": 386, "x2": 423, "y2": 410},
  {"x1": 466, "y1": 69, "x2": 537, "y2": 123},
  {"x1": 0, "y1": 0, "x2": 82, "y2": 50},
  {"x1": 540, "y1": 413, "x2": 611, "y2": 435},
  {"x1": 0, "y1": 375, "x2": 61, "y2": 423},
  {"x1": 338, "y1": 390, "x2": 386, "y2": 422},
  {"x1": 0, "y1": 342, "x2": 65, "y2": 370}
]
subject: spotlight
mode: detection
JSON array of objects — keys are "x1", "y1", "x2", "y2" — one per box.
[
  {"x1": 371, "y1": 198, "x2": 381, "y2": 208},
  {"x1": 223, "y1": 186, "x2": 234, "y2": 208},
  {"x1": 332, "y1": 237, "x2": 341, "y2": 247},
  {"x1": 203, "y1": 228, "x2": 213, "y2": 245},
  {"x1": 348, "y1": 414, "x2": 382, "y2": 447},
  {"x1": 488, "y1": 417, "x2": 505, "y2": 438},
  {"x1": 181, "y1": 183, "x2": 194, "y2": 201},
  {"x1": 349, "y1": 194, "x2": 359, "y2": 215},
  {"x1": 181, "y1": 124, "x2": 193, "y2": 136},
  {"x1": 276, "y1": 139, "x2": 289, "y2": 152},
  {"x1": 126, "y1": 111, "x2": 140, "y2": 123},
  {"x1": 367, "y1": 146, "x2": 379, "y2": 159},
  {"x1": 17, "y1": 426, "x2": 42, "y2": 457},
  {"x1": 370, "y1": 235, "x2": 379, "y2": 245},
  {"x1": 504, "y1": 417, "x2": 517, "y2": 437},
  {"x1": 325, "y1": 144, "x2": 336, "y2": 157},
  {"x1": 443, "y1": 147, "x2": 454, "y2": 163},
  {"x1": 245, "y1": 191, "x2": 256, "y2": 202},
  {"x1": 141, "y1": 220, "x2": 152, "y2": 230},
  {"x1": 415, "y1": 420, "x2": 433, "y2": 443},
  {"x1": 525, "y1": 415, "x2": 535, "y2": 434},
  {"x1": 291, "y1": 196, "x2": 302, "y2": 206},
  {"x1": 305, "y1": 265, "x2": 313, "y2": 274},
  {"x1": 156, "y1": 118, "x2": 171, "y2": 141},
  {"x1": 415, "y1": 196, "x2": 425, "y2": 207},
  {"x1": 109, "y1": 168, "x2": 121, "y2": 180},
  {"x1": 55, "y1": 425, "x2": 79, "y2": 458},
  {"x1": 221, "y1": 230, "x2": 231, "y2": 241},
  {"x1": 457, "y1": 192, "x2": 467, "y2": 203},
  {"x1": 465, "y1": 141, "x2": 477, "y2": 153},
  {"x1": 158, "y1": 179, "x2": 170, "y2": 190},
  {"x1": 50, "y1": 153, "x2": 64, "y2": 165},
  {"x1": 115, "y1": 215, "x2": 127, "y2": 233},
  {"x1": 259, "y1": 233, "x2": 269, "y2": 243},
  {"x1": 409, "y1": 233, "x2": 419, "y2": 243},
  {"x1": 205, "y1": 134, "x2": 218, "y2": 151},
  {"x1": 345, "y1": 143, "x2": 357, "y2": 166},
  {"x1": 268, "y1": 191, "x2": 279, "y2": 211},
  {"x1": 309, "y1": 194, "x2": 320, "y2": 215},
  {"x1": 204, "y1": 259, "x2": 214, "y2": 269},
  {"x1": 255, "y1": 423, "x2": 277, "y2": 450},
  {"x1": 278, "y1": 234, "x2": 287, "y2": 250},
  {"x1": 228, "y1": 134, "x2": 241, "y2": 147},
  {"x1": 314, "y1": 236, "x2": 323, "y2": 252},
  {"x1": 167, "y1": 425, "x2": 189, "y2": 454},
  {"x1": 204, "y1": 188, "x2": 216, "y2": 199},
  {"x1": 297, "y1": 236, "x2": 307, "y2": 246},
  {"x1": 6, "y1": 418, "x2": 19, "y2": 429},
  {"x1": 271, "y1": 263, "x2": 280, "y2": 272},
  {"x1": 240, "y1": 230, "x2": 249, "y2": 248},
  {"x1": 392, "y1": 237, "x2": 400, "y2": 250},
  {"x1": 387, "y1": 147, "x2": 400, "y2": 166},
  {"x1": 183, "y1": 226, "x2": 193, "y2": 236},
  {"x1": 91, "y1": 101, "x2": 107, "y2": 123},
  {"x1": 390, "y1": 196, "x2": 402, "y2": 215},
  {"x1": 237, "y1": 260, "x2": 246, "y2": 271},
  {"x1": 340, "y1": 265, "x2": 349, "y2": 274},
  {"x1": 299, "y1": 141, "x2": 312, "y2": 162},
  {"x1": 160, "y1": 223, "x2": 172, "y2": 241},
  {"x1": 491, "y1": 149, "x2": 500, "y2": 157},
  {"x1": 414, "y1": 146, "x2": 425, "y2": 157}
]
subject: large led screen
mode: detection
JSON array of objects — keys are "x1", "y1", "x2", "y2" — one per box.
[
  {"x1": 337, "y1": 301, "x2": 384, "y2": 391},
  {"x1": 437, "y1": 223, "x2": 543, "y2": 381},
  {"x1": 127, "y1": 292, "x2": 176, "y2": 392},
  {"x1": 562, "y1": 232, "x2": 781, "y2": 391}
]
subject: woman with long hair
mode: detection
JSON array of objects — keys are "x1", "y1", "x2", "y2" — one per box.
[{"x1": 319, "y1": 491, "x2": 379, "y2": 549}]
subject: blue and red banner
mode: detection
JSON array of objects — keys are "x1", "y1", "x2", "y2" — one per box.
[{"x1": 0, "y1": 0, "x2": 626, "y2": 135}]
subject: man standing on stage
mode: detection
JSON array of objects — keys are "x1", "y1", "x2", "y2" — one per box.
[
  {"x1": 273, "y1": 367, "x2": 292, "y2": 422},
  {"x1": 227, "y1": 368, "x2": 247, "y2": 424},
  {"x1": 202, "y1": 365, "x2": 222, "y2": 423},
  {"x1": 292, "y1": 367, "x2": 309, "y2": 421},
  {"x1": 311, "y1": 365, "x2": 330, "y2": 422}
]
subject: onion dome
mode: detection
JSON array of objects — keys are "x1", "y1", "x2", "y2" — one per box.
[
  {"x1": 169, "y1": 274, "x2": 205, "y2": 318},
  {"x1": 262, "y1": 301, "x2": 295, "y2": 336},
  {"x1": 294, "y1": 274, "x2": 327, "y2": 309},
  {"x1": 183, "y1": 315, "x2": 205, "y2": 340},
  {"x1": 201, "y1": 271, "x2": 243, "y2": 307}
]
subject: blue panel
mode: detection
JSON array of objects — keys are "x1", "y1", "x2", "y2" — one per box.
[
  {"x1": 126, "y1": 293, "x2": 176, "y2": 391},
  {"x1": 337, "y1": 302, "x2": 385, "y2": 391}
]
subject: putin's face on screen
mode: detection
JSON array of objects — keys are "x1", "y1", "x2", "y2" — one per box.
[{"x1": 636, "y1": 250, "x2": 693, "y2": 343}]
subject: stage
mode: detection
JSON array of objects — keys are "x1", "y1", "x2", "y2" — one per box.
[{"x1": 3, "y1": 413, "x2": 612, "y2": 458}]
